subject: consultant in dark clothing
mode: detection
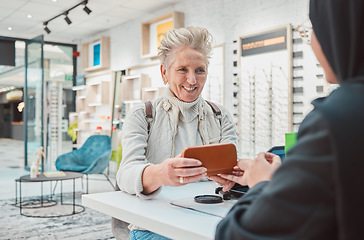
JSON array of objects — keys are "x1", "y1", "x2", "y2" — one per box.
[{"x1": 215, "y1": 0, "x2": 364, "y2": 239}]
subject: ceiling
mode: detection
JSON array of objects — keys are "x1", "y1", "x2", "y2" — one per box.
[
  {"x1": 0, "y1": 0, "x2": 181, "y2": 43},
  {"x1": 0, "y1": 0, "x2": 183, "y2": 91}
]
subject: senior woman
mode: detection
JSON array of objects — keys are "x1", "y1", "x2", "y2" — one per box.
[{"x1": 115, "y1": 26, "x2": 238, "y2": 239}]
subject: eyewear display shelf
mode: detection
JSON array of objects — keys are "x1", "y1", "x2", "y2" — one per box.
[
  {"x1": 14, "y1": 172, "x2": 85, "y2": 218},
  {"x1": 119, "y1": 74, "x2": 167, "y2": 117},
  {"x1": 121, "y1": 74, "x2": 151, "y2": 117},
  {"x1": 71, "y1": 71, "x2": 114, "y2": 147}
]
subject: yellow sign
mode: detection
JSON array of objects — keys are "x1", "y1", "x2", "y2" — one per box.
[
  {"x1": 157, "y1": 20, "x2": 173, "y2": 48},
  {"x1": 242, "y1": 36, "x2": 285, "y2": 50}
]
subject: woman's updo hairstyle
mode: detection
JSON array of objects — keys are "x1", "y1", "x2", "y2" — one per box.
[{"x1": 158, "y1": 26, "x2": 214, "y2": 69}]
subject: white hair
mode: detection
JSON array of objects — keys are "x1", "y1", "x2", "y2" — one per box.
[{"x1": 158, "y1": 26, "x2": 214, "y2": 69}]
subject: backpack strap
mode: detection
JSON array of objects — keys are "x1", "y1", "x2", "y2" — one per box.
[
  {"x1": 205, "y1": 100, "x2": 222, "y2": 117},
  {"x1": 145, "y1": 101, "x2": 153, "y2": 134}
]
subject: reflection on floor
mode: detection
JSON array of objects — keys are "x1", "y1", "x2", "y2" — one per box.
[{"x1": 0, "y1": 138, "x2": 116, "y2": 201}]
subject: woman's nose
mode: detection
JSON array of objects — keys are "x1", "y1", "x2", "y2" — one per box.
[{"x1": 187, "y1": 73, "x2": 197, "y2": 85}]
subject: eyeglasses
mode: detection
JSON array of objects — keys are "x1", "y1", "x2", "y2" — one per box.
[
  {"x1": 295, "y1": 20, "x2": 312, "y2": 45},
  {"x1": 215, "y1": 186, "x2": 246, "y2": 200}
]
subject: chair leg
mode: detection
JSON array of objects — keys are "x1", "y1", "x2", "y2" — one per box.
[
  {"x1": 103, "y1": 173, "x2": 115, "y2": 189},
  {"x1": 81, "y1": 174, "x2": 89, "y2": 194},
  {"x1": 86, "y1": 174, "x2": 89, "y2": 194},
  {"x1": 81, "y1": 175, "x2": 85, "y2": 194},
  {"x1": 80, "y1": 173, "x2": 114, "y2": 193}
]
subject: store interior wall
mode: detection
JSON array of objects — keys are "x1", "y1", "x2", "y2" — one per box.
[{"x1": 78, "y1": 0, "x2": 310, "y2": 111}]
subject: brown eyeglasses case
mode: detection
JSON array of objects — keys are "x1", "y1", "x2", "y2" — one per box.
[{"x1": 181, "y1": 143, "x2": 237, "y2": 175}]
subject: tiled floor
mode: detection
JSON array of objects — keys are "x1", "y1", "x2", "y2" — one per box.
[{"x1": 0, "y1": 138, "x2": 116, "y2": 201}]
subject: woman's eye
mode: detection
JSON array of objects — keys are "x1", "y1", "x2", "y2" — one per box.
[
  {"x1": 196, "y1": 68, "x2": 206, "y2": 73},
  {"x1": 178, "y1": 68, "x2": 187, "y2": 72}
]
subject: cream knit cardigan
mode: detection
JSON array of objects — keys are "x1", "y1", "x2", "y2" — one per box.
[{"x1": 116, "y1": 91, "x2": 238, "y2": 200}]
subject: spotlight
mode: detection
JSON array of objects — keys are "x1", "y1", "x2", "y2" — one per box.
[
  {"x1": 44, "y1": 26, "x2": 51, "y2": 34},
  {"x1": 64, "y1": 13, "x2": 72, "y2": 25},
  {"x1": 83, "y1": 5, "x2": 92, "y2": 14},
  {"x1": 83, "y1": 0, "x2": 92, "y2": 14},
  {"x1": 44, "y1": 22, "x2": 51, "y2": 34}
]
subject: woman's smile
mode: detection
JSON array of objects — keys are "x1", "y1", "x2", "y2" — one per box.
[{"x1": 182, "y1": 86, "x2": 197, "y2": 92}]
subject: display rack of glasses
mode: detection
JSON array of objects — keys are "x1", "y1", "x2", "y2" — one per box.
[
  {"x1": 291, "y1": 26, "x2": 328, "y2": 132},
  {"x1": 231, "y1": 40, "x2": 241, "y2": 149},
  {"x1": 46, "y1": 78, "x2": 63, "y2": 171},
  {"x1": 237, "y1": 25, "x2": 292, "y2": 158},
  {"x1": 235, "y1": 24, "x2": 330, "y2": 158}
]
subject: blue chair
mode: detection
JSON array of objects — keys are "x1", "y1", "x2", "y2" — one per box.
[{"x1": 56, "y1": 135, "x2": 114, "y2": 193}]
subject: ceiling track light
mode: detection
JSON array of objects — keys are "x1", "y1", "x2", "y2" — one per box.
[
  {"x1": 42, "y1": 0, "x2": 91, "y2": 33},
  {"x1": 83, "y1": 5, "x2": 92, "y2": 15},
  {"x1": 83, "y1": 0, "x2": 92, "y2": 15},
  {"x1": 44, "y1": 26, "x2": 51, "y2": 34},
  {"x1": 44, "y1": 22, "x2": 51, "y2": 34},
  {"x1": 64, "y1": 12, "x2": 72, "y2": 25}
]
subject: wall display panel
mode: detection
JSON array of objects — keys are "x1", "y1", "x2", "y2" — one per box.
[
  {"x1": 238, "y1": 25, "x2": 292, "y2": 158},
  {"x1": 92, "y1": 42, "x2": 101, "y2": 66},
  {"x1": 141, "y1": 11, "x2": 184, "y2": 58},
  {"x1": 202, "y1": 44, "x2": 224, "y2": 106},
  {"x1": 82, "y1": 36, "x2": 110, "y2": 72},
  {"x1": 155, "y1": 20, "x2": 173, "y2": 52}
]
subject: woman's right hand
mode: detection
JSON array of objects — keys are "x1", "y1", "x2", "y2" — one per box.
[
  {"x1": 142, "y1": 155, "x2": 207, "y2": 194},
  {"x1": 159, "y1": 156, "x2": 207, "y2": 186}
]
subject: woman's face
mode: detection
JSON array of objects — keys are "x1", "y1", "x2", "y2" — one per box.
[
  {"x1": 311, "y1": 30, "x2": 339, "y2": 84},
  {"x1": 161, "y1": 47, "x2": 207, "y2": 102}
]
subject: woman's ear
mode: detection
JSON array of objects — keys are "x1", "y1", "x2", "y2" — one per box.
[{"x1": 160, "y1": 64, "x2": 168, "y2": 85}]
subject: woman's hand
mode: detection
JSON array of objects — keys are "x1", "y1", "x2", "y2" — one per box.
[
  {"x1": 142, "y1": 154, "x2": 207, "y2": 194},
  {"x1": 159, "y1": 155, "x2": 207, "y2": 186},
  {"x1": 219, "y1": 152, "x2": 281, "y2": 189}
]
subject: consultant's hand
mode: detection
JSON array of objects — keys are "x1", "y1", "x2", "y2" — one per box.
[
  {"x1": 207, "y1": 166, "x2": 244, "y2": 192},
  {"x1": 142, "y1": 154, "x2": 207, "y2": 194},
  {"x1": 246, "y1": 152, "x2": 281, "y2": 188},
  {"x1": 215, "y1": 160, "x2": 251, "y2": 189},
  {"x1": 219, "y1": 152, "x2": 281, "y2": 188}
]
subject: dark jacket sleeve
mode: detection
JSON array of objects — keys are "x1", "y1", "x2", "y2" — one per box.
[{"x1": 215, "y1": 109, "x2": 337, "y2": 240}]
